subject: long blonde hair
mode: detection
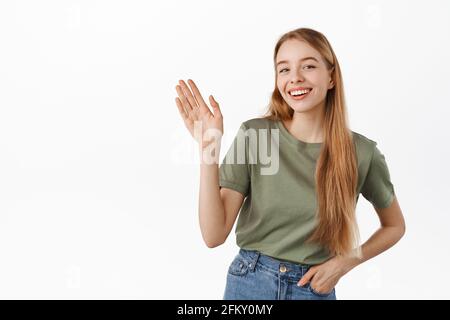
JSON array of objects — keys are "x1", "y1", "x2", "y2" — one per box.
[{"x1": 264, "y1": 28, "x2": 360, "y2": 258}]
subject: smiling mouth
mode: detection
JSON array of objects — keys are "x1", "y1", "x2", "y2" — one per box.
[
  {"x1": 288, "y1": 88, "x2": 312, "y2": 99},
  {"x1": 289, "y1": 88, "x2": 312, "y2": 101}
]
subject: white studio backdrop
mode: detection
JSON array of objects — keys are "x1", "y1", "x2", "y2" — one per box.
[{"x1": 0, "y1": 0, "x2": 449, "y2": 299}]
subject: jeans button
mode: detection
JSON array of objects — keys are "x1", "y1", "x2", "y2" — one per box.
[{"x1": 279, "y1": 264, "x2": 287, "y2": 273}]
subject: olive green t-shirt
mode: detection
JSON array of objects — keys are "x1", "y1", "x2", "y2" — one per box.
[{"x1": 219, "y1": 117, "x2": 395, "y2": 265}]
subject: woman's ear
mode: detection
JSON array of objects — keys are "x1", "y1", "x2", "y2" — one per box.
[
  {"x1": 328, "y1": 79, "x2": 334, "y2": 89},
  {"x1": 328, "y1": 67, "x2": 335, "y2": 89}
]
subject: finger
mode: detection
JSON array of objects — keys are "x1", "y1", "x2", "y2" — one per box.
[
  {"x1": 297, "y1": 268, "x2": 316, "y2": 286},
  {"x1": 187, "y1": 79, "x2": 211, "y2": 114},
  {"x1": 175, "y1": 85, "x2": 193, "y2": 111},
  {"x1": 175, "y1": 97, "x2": 189, "y2": 121},
  {"x1": 178, "y1": 80, "x2": 200, "y2": 112},
  {"x1": 209, "y1": 95, "x2": 222, "y2": 118},
  {"x1": 175, "y1": 85, "x2": 195, "y2": 121}
]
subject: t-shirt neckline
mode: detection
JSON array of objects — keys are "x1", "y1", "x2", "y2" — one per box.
[{"x1": 274, "y1": 119, "x2": 323, "y2": 149}]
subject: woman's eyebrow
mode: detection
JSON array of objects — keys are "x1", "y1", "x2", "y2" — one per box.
[{"x1": 276, "y1": 56, "x2": 319, "y2": 66}]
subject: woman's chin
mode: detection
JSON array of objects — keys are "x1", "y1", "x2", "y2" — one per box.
[{"x1": 288, "y1": 103, "x2": 317, "y2": 113}]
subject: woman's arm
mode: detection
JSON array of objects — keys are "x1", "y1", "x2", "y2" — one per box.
[
  {"x1": 175, "y1": 79, "x2": 245, "y2": 248},
  {"x1": 340, "y1": 195, "x2": 406, "y2": 274},
  {"x1": 298, "y1": 196, "x2": 406, "y2": 291},
  {"x1": 199, "y1": 163, "x2": 245, "y2": 248}
]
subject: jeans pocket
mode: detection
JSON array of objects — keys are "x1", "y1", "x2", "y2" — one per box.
[
  {"x1": 308, "y1": 284, "x2": 334, "y2": 297},
  {"x1": 227, "y1": 255, "x2": 249, "y2": 277}
]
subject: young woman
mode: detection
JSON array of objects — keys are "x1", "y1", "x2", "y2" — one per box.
[{"x1": 174, "y1": 27, "x2": 406, "y2": 300}]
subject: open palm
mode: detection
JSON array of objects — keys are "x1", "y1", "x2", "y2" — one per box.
[{"x1": 175, "y1": 79, "x2": 223, "y2": 149}]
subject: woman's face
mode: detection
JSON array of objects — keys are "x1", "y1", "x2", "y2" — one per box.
[{"x1": 276, "y1": 39, "x2": 334, "y2": 113}]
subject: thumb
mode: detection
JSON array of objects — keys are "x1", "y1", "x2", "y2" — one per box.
[
  {"x1": 209, "y1": 95, "x2": 222, "y2": 117},
  {"x1": 297, "y1": 268, "x2": 316, "y2": 286}
]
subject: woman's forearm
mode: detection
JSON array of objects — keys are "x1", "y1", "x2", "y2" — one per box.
[
  {"x1": 198, "y1": 160, "x2": 226, "y2": 248},
  {"x1": 341, "y1": 225, "x2": 406, "y2": 274}
]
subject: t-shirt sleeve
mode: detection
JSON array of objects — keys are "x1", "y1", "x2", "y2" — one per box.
[
  {"x1": 218, "y1": 122, "x2": 250, "y2": 197},
  {"x1": 360, "y1": 143, "x2": 396, "y2": 209}
]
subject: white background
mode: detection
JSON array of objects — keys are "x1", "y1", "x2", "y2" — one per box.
[{"x1": 0, "y1": 0, "x2": 449, "y2": 299}]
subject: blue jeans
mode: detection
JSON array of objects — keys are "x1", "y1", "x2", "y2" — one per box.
[{"x1": 223, "y1": 248, "x2": 336, "y2": 300}]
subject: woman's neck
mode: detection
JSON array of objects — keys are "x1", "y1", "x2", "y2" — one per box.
[{"x1": 283, "y1": 102, "x2": 325, "y2": 143}]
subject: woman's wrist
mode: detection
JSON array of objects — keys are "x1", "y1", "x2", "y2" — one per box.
[
  {"x1": 198, "y1": 137, "x2": 221, "y2": 163},
  {"x1": 339, "y1": 255, "x2": 362, "y2": 275}
]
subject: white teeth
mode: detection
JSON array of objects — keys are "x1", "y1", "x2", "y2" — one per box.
[{"x1": 290, "y1": 89, "x2": 311, "y2": 96}]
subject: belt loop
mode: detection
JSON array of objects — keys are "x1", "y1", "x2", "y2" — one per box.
[{"x1": 248, "y1": 251, "x2": 260, "y2": 272}]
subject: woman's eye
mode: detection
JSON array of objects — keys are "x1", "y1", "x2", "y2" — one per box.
[{"x1": 279, "y1": 65, "x2": 315, "y2": 73}]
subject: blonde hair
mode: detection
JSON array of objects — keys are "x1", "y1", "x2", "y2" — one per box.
[{"x1": 264, "y1": 28, "x2": 361, "y2": 258}]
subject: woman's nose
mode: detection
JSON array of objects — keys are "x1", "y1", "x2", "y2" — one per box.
[{"x1": 290, "y1": 71, "x2": 305, "y2": 83}]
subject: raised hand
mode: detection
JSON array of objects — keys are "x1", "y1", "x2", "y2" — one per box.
[{"x1": 175, "y1": 79, "x2": 223, "y2": 150}]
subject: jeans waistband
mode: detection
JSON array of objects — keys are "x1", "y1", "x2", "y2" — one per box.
[{"x1": 238, "y1": 248, "x2": 311, "y2": 275}]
